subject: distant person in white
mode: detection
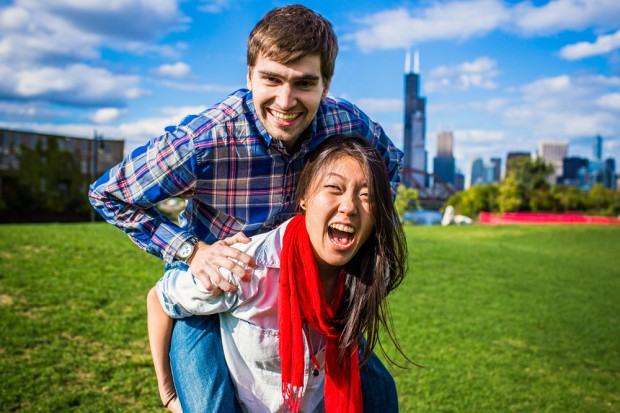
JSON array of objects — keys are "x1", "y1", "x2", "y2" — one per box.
[{"x1": 147, "y1": 135, "x2": 408, "y2": 413}]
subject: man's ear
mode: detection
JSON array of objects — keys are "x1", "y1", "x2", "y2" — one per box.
[
  {"x1": 246, "y1": 67, "x2": 253, "y2": 90},
  {"x1": 321, "y1": 79, "x2": 331, "y2": 100}
]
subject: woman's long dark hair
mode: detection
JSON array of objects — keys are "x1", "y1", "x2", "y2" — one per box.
[{"x1": 295, "y1": 135, "x2": 408, "y2": 365}]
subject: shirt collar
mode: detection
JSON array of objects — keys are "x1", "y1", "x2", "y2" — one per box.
[{"x1": 243, "y1": 89, "x2": 322, "y2": 152}]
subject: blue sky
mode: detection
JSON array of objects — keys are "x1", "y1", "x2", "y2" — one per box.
[{"x1": 1, "y1": 0, "x2": 619, "y2": 181}]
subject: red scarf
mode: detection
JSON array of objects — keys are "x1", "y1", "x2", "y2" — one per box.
[{"x1": 278, "y1": 214, "x2": 363, "y2": 413}]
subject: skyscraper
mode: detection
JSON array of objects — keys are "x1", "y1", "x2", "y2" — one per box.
[
  {"x1": 402, "y1": 50, "x2": 427, "y2": 188},
  {"x1": 539, "y1": 140, "x2": 568, "y2": 183},
  {"x1": 593, "y1": 134, "x2": 603, "y2": 160},
  {"x1": 490, "y1": 157, "x2": 502, "y2": 182},
  {"x1": 433, "y1": 131, "x2": 455, "y2": 187},
  {"x1": 436, "y1": 130, "x2": 453, "y2": 157},
  {"x1": 470, "y1": 158, "x2": 485, "y2": 187}
]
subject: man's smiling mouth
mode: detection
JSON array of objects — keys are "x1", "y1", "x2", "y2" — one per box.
[{"x1": 270, "y1": 110, "x2": 301, "y2": 121}]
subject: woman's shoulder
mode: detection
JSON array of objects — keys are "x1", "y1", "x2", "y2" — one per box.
[{"x1": 235, "y1": 217, "x2": 294, "y2": 269}]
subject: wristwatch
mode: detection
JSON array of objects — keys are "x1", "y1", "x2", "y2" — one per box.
[{"x1": 175, "y1": 236, "x2": 198, "y2": 262}]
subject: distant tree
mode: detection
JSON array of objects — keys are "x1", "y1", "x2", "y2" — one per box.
[
  {"x1": 529, "y1": 188, "x2": 559, "y2": 212},
  {"x1": 7, "y1": 138, "x2": 90, "y2": 220},
  {"x1": 586, "y1": 184, "x2": 619, "y2": 216},
  {"x1": 551, "y1": 185, "x2": 586, "y2": 212},
  {"x1": 507, "y1": 156, "x2": 555, "y2": 192},
  {"x1": 445, "y1": 184, "x2": 498, "y2": 217},
  {"x1": 497, "y1": 172, "x2": 523, "y2": 212},
  {"x1": 395, "y1": 184, "x2": 419, "y2": 220}
]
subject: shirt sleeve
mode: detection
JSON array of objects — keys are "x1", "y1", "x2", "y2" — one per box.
[
  {"x1": 156, "y1": 264, "x2": 242, "y2": 318},
  {"x1": 88, "y1": 122, "x2": 199, "y2": 262}
]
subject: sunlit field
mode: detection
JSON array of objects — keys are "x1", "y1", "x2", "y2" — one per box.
[{"x1": 1, "y1": 223, "x2": 618, "y2": 412}]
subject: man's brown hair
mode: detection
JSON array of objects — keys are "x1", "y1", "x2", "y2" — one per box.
[{"x1": 247, "y1": 4, "x2": 338, "y2": 84}]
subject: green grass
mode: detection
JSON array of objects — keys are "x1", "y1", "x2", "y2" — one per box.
[{"x1": 1, "y1": 223, "x2": 619, "y2": 412}]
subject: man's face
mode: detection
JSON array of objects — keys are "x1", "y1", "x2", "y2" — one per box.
[{"x1": 247, "y1": 54, "x2": 329, "y2": 151}]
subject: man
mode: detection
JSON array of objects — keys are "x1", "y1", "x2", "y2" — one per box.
[{"x1": 90, "y1": 5, "x2": 403, "y2": 412}]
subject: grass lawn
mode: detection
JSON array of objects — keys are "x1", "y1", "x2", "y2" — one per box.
[{"x1": 1, "y1": 222, "x2": 618, "y2": 412}]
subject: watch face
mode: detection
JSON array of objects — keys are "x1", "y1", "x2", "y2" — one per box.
[{"x1": 179, "y1": 243, "x2": 193, "y2": 259}]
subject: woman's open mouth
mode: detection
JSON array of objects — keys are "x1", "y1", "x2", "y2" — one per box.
[{"x1": 328, "y1": 223, "x2": 355, "y2": 247}]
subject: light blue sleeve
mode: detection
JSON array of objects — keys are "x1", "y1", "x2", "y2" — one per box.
[{"x1": 156, "y1": 265, "x2": 242, "y2": 319}]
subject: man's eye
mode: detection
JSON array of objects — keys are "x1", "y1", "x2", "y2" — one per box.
[{"x1": 297, "y1": 81, "x2": 315, "y2": 89}]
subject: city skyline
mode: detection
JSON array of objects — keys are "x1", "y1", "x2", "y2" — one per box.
[{"x1": 1, "y1": 0, "x2": 619, "y2": 182}]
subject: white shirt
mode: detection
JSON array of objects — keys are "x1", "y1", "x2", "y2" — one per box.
[{"x1": 157, "y1": 219, "x2": 326, "y2": 413}]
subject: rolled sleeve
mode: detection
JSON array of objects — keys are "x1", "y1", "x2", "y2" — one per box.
[
  {"x1": 156, "y1": 263, "x2": 240, "y2": 319},
  {"x1": 88, "y1": 127, "x2": 198, "y2": 261}
]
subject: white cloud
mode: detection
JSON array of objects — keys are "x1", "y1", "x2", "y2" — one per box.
[
  {"x1": 348, "y1": 0, "x2": 620, "y2": 51},
  {"x1": 151, "y1": 62, "x2": 192, "y2": 78},
  {"x1": 560, "y1": 30, "x2": 620, "y2": 60},
  {"x1": 426, "y1": 57, "x2": 498, "y2": 92},
  {"x1": 596, "y1": 93, "x2": 620, "y2": 110},
  {"x1": 502, "y1": 74, "x2": 620, "y2": 139},
  {"x1": 512, "y1": 0, "x2": 620, "y2": 35},
  {"x1": 355, "y1": 98, "x2": 402, "y2": 114},
  {"x1": 0, "y1": 63, "x2": 144, "y2": 106},
  {"x1": 158, "y1": 80, "x2": 241, "y2": 93},
  {"x1": 350, "y1": 0, "x2": 510, "y2": 51},
  {"x1": 0, "y1": 101, "x2": 70, "y2": 119},
  {"x1": 90, "y1": 107, "x2": 128, "y2": 124},
  {"x1": 198, "y1": 0, "x2": 232, "y2": 13}
]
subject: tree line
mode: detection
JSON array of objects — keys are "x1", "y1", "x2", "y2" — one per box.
[{"x1": 445, "y1": 157, "x2": 619, "y2": 218}]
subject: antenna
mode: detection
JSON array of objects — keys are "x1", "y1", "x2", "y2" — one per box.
[
  {"x1": 414, "y1": 49, "x2": 420, "y2": 74},
  {"x1": 405, "y1": 49, "x2": 411, "y2": 73}
]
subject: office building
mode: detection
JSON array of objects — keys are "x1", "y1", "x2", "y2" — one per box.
[
  {"x1": 538, "y1": 141, "x2": 567, "y2": 183},
  {"x1": 433, "y1": 130, "x2": 455, "y2": 187},
  {"x1": 470, "y1": 157, "x2": 485, "y2": 187},
  {"x1": 402, "y1": 50, "x2": 427, "y2": 188},
  {"x1": 490, "y1": 157, "x2": 502, "y2": 183},
  {"x1": 0, "y1": 128, "x2": 124, "y2": 222},
  {"x1": 561, "y1": 157, "x2": 589, "y2": 186},
  {"x1": 593, "y1": 134, "x2": 603, "y2": 161}
]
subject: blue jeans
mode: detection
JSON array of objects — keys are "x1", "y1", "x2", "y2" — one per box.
[{"x1": 170, "y1": 314, "x2": 398, "y2": 412}]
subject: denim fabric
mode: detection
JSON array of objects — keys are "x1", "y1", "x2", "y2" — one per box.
[
  {"x1": 170, "y1": 314, "x2": 242, "y2": 413},
  {"x1": 170, "y1": 315, "x2": 398, "y2": 413}
]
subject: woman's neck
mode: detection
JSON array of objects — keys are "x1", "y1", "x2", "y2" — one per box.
[{"x1": 317, "y1": 263, "x2": 341, "y2": 305}]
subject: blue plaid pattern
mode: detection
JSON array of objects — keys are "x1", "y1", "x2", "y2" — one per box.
[{"x1": 89, "y1": 89, "x2": 403, "y2": 263}]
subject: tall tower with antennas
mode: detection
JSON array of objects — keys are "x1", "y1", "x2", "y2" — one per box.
[{"x1": 402, "y1": 49, "x2": 427, "y2": 188}]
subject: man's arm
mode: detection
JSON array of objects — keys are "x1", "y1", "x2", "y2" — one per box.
[
  {"x1": 88, "y1": 129, "x2": 198, "y2": 262},
  {"x1": 88, "y1": 127, "x2": 254, "y2": 289}
]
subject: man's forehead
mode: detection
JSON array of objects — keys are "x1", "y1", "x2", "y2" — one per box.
[{"x1": 250, "y1": 54, "x2": 322, "y2": 77}]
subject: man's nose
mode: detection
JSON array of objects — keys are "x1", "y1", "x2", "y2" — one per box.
[{"x1": 275, "y1": 84, "x2": 296, "y2": 110}]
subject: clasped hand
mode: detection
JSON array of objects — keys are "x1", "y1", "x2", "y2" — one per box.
[{"x1": 188, "y1": 232, "x2": 256, "y2": 295}]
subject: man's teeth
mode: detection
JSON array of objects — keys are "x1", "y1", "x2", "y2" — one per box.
[
  {"x1": 330, "y1": 224, "x2": 354, "y2": 233},
  {"x1": 272, "y1": 111, "x2": 298, "y2": 120}
]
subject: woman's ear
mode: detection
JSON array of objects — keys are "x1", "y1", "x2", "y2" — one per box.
[{"x1": 299, "y1": 200, "x2": 307, "y2": 211}]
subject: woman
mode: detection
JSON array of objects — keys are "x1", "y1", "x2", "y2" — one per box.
[{"x1": 147, "y1": 135, "x2": 408, "y2": 412}]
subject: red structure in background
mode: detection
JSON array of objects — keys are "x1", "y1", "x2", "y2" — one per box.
[{"x1": 479, "y1": 212, "x2": 620, "y2": 225}]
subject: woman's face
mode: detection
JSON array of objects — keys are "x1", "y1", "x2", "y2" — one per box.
[{"x1": 301, "y1": 155, "x2": 375, "y2": 274}]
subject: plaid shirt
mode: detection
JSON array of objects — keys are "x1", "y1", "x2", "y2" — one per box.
[{"x1": 89, "y1": 89, "x2": 403, "y2": 263}]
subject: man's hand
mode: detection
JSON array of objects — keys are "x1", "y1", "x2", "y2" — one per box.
[{"x1": 188, "y1": 232, "x2": 255, "y2": 295}]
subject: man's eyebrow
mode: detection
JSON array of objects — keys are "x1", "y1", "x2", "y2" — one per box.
[{"x1": 257, "y1": 70, "x2": 320, "y2": 81}]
